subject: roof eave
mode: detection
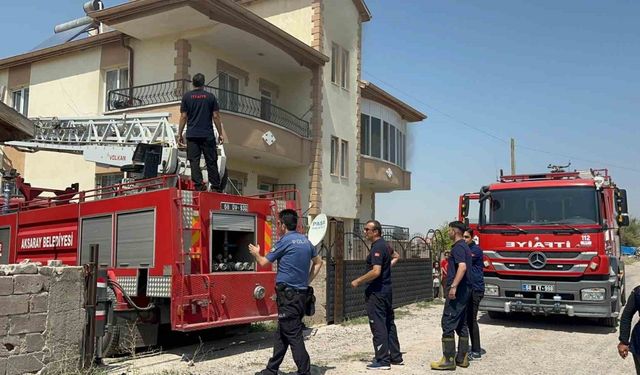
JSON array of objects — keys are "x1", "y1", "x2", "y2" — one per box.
[
  {"x1": 360, "y1": 80, "x2": 427, "y2": 123},
  {"x1": 89, "y1": 0, "x2": 329, "y2": 67},
  {"x1": 0, "y1": 31, "x2": 124, "y2": 70}
]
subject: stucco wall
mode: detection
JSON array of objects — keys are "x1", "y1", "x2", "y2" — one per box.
[
  {"x1": 29, "y1": 48, "x2": 102, "y2": 117},
  {"x1": 131, "y1": 36, "x2": 176, "y2": 86},
  {"x1": 358, "y1": 187, "x2": 374, "y2": 221},
  {"x1": 0, "y1": 70, "x2": 8, "y2": 104},
  {"x1": 244, "y1": 0, "x2": 314, "y2": 46},
  {"x1": 320, "y1": 0, "x2": 360, "y2": 219},
  {"x1": 23, "y1": 152, "x2": 96, "y2": 192}
]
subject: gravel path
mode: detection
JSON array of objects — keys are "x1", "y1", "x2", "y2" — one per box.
[{"x1": 106, "y1": 261, "x2": 640, "y2": 375}]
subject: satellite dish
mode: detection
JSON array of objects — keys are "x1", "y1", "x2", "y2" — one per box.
[{"x1": 308, "y1": 213, "x2": 328, "y2": 246}]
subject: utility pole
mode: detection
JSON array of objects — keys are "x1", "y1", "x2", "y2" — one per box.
[{"x1": 510, "y1": 138, "x2": 516, "y2": 175}]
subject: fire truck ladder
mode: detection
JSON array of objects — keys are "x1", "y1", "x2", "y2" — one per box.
[
  {"x1": 4, "y1": 113, "x2": 180, "y2": 171},
  {"x1": 174, "y1": 187, "x2": 214, "y2": 329}
]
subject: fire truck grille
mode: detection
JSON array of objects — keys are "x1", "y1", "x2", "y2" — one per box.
[
  {"x1": 497, "y1": 251, "x2": 580, "y2": 259},
  {"x1": 505, "y1": 291, "x2": 575, "y2": 300},
  {"x1": 504, "y1": 263, "x2": 575, "y2": 271}
]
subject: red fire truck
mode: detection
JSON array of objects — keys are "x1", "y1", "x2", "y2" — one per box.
[
  {"x1": 459, "y1": 167, "x2": 630, "y2": 326},
  {"x1": 0, "y1": 114, "x2": 309, "y2": 355}
]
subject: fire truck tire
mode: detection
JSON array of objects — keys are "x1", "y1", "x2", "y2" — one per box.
[
  {"x1": 100, "y1": 309, "x2": 122, "y2": 357},
  {"x1": 487, "y1": 311, "x2": 507, "y2": 320}
]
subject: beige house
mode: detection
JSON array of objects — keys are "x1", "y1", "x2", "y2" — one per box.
[{"x1": 0, "y1": 0, "x2": 425, "y2": 229}]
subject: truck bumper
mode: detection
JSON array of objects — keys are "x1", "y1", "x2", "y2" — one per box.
[{"x1": 480, "y1": 276, "x2": 618, "y2": 318}]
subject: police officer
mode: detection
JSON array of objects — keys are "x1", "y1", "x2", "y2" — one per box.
[
  {"x1": 249, "y1": 209, "x2": 323, "y2": 375},
  {"x1": 351, "y1": 220, "x2": 402, "y2": 370},
  {"x1": 431, "y1": 221, "x2": 472, "y2": 370},
  {"x1": 464, "y1": 228, "x2": 484, "y2": 360}
]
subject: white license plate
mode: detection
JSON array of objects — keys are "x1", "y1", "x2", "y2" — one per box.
[{"x1": 522, "y1": 284, "x2": 555, "y2": 292}]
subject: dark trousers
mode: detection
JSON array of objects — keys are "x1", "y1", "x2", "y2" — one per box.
[
  {"x1": 186, "y1": 136, "x2": 220, "y2": 190},
  {"x1": 466, "y1": 290, "x2": 484, "y2": 352},
  {"x1": 441, "y1": 287, "x2": 470, "y2": 338},
  {"x1": 265, "y1": 292, "x2": 310, "y2": 375},
  {"x1": 634, "y1": 353, "x2": 640, "y2": 375},
  {"x1": 366, "y1": 292, "x2": 402, "y2": 365}
]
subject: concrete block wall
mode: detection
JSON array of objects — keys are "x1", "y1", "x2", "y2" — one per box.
[{"x1": 0, "y1": 262, "x2": 85, "y2": 375}]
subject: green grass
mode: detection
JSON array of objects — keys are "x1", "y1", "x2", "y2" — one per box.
[
  {"x1": 624, "y1": 256, "x2": 639, "y2": 265},
  {"x1": 342, "y1": 316, "x2": 370, "y2": 326},
  {"x1": 394, "y1": 308, "x2": 413, "y2": 319},
  {"x1": 249, "y1": 321, "x2": 278, "y2": 333},
  {"x1": 416, "y1": 299, "x2": 444, "y2": 309}
]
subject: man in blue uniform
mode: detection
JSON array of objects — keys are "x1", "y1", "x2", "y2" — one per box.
[
  {"x1": 464, "y1": 228, "x2": 484, "y2": 360},
  {"x1": 249, "y1": 209, "x2": 323, "y2": 375},
  {"x1": 431, "y1": 221, "x2": 472, "y2": 370},
  {"x1": 351, "y1": 220, "x2": 402, "y2": 370}
]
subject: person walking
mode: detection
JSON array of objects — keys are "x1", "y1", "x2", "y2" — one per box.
[
  {"x1": 249, "y1": 209, "x2": 324, "y2": 375},
  {"x1": 431, "y1": 221, "x2": 472, "y2": 371},
  {"x1": 618, "y1": 285, "x2": 640, "y2": 374},
  {"x1": 351, "y1": 220, "x2": 403, "y2": 370},
  {"x1": 433, "y1": 261, "x2": 441, "y2": 299}
]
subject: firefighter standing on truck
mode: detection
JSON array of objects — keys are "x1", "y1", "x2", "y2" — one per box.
[
  {"x1": 431, "y1": 221, "x2": 472, "y2": 371},
  {"x1": 177, "y1": 73, "x2": 225, "y2": 192},
  {"x1": 350, "y1": 220, "x2": 403, "y2": 370},
  {"x1": 249, "y1": 209, "x2": 323, "y2": 375}
]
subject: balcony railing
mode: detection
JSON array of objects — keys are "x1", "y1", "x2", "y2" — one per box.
[
  {"x1": 107, "y1": 79, "x2": 310, "y2": 138},
  {"x1": 354, "y1": 223, "x2": 410, "y2": 240}
]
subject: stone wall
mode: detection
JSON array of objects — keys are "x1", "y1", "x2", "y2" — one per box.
[{"x1": 0, "y1": 262, "x2": 85, "y2": 375}]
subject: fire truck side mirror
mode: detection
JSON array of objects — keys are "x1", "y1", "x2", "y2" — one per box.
[
  {"x1": 461, "y1": 195, "x2": 470, "y2": 219},
  {"x1": 618, "y1": 215, "x2": 630, "y2": 227},
  {"x1": 479, "y1": 186, "x2": 491, "y2": 202},
  {"x1": 615, "y1": 189, "x2": 628, "y2": 214}
]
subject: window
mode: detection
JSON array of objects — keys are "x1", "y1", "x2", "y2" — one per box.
[
  {"x1": 260, "y1": 90, "x2": 272, "y2": 122},
  {"x1": 383, "y1": 122, "x2": 390, "y2": 161},
  {"x1": 331, "y1": 43, "x2": 340, "y2": 84},
  {"x1": 360, "y1": 114, "x2": 370, "y2": 156},
  {"x1": 389, "y1": 125, "x2": 396, "y2": 164},
  {"x1": 340, "y1": 140, "x2": 348, "y2": 177},
  {"x1": 95, "y1": 173, "x2": 124, "y2": 199},
  {"x1": 360, "y1": 113, "x2": 407, "y2": 169},
  {"x1": 219, "y1": 72, "x2": 240, "y2": 112},
  {"x1": 330, "y1": 136, "x2": 339, "y2": 175},
  {"x1": 105, "y1": 68, "x2": 128, "y2": 110},
  {"x1": 341, "y1": 48, "x2": 349, "y2": 89},
  {"x1": 11, "y1": 87, "x2": 29, "y2": 116},
  {"x1": 370, "y1": 117, "x2": 381, "y2": 158}
]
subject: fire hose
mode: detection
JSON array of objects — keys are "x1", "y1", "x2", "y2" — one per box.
[{"x1": 107, "y1": 279, "x2": 156, "y2": 312}]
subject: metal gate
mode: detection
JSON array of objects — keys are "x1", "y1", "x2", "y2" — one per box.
[{"x1": 325, "y1": 221, "x2": 445, "y2": 324}]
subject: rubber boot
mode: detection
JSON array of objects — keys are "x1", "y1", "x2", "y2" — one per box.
[
  {"x1": 455, "y1": 337, "x2": 470, "y2": 368},
  {"x1": 430, "y1": 337, "x2": 456, "y2": 371}
]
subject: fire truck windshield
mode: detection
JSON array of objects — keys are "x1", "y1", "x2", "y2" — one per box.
[{"x1": 481, "y1": 186, "x2": 599, "y2": 226}]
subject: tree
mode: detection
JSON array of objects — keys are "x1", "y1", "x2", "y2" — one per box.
[{"x1": 621, "y1": 217, "x2": 640, "y2": 247}]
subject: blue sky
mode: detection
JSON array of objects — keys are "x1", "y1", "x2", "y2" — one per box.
[{"x1": 0, "y1": 1, "x2": 638, "y2": 233}]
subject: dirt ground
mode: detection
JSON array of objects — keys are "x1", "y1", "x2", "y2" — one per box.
[{"x1": 104, "y1": 261, "x2": 640, "y2": 375}]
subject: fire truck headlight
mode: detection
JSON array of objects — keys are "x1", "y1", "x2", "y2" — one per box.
[
  {"x1": 581, "y1": 288, "x2": 606, "y2": 301},
  {"x1": 485, "y1": 284, "x2": 499, "y2": 296},
  {"x1": 253, "y1": 285, "x2": 266, "y2": 300}
]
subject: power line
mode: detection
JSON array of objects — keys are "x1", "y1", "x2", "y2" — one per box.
[{"x1": 362, "y1": 70, "x2": 640, "y2": 174}]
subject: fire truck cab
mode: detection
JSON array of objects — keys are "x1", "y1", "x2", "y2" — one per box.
[{"x1": 459, "y1": 168, "x2": 630, "y2": 326}]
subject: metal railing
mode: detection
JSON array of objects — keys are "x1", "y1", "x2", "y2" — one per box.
[
  {"x1": 353, "y1": 223, "x2": 410, "y2": 241},
  {"x1": 107, "y1": 79, "x2": 310, "y2": 138}
]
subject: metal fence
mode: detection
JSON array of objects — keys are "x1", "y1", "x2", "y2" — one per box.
[
  {"x1": 107, "y1": 79, "x2": 310, "y2": 138},
  {"x1": 324, "y1": 223, "x2": 449, "y2": 324}
]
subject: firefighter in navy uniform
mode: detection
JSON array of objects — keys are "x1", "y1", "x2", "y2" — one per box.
[
  {"x1": 617, "y1": 285, "x2": 640, "y2": 374},
  {"x1": 351, "y1": 220, "x2": 402, "y2": 371},
  {"x1": 431, "y1": 221, "x2": 472, "y2": 370},
  {"x1": 249, "y1": 209, "x2": 324, "y2": 375}
]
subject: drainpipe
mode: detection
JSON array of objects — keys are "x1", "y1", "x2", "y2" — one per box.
[{"x1": 122, "y1": 36, "x2": 134, "y2": 106}]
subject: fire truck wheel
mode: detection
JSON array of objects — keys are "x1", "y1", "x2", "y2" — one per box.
[
  {"x1": 101, "y1": 307, "x2": 122, "y2": 357},
  {"x1": 487, "y1": 311, "x2": 507, "y2": 320}
]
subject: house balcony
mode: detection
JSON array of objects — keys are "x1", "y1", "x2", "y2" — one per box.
[
  {"x1": 360, "y1": 156, "x2": 411, "y2": 192},
  {"x1": 107, "y1": 79, "x2": 311, "y2": 167}
]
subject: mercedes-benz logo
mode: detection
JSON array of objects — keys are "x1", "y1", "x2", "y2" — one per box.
[{"x1": 528, "y1": 251, "x2": 547, "y2": 270}]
